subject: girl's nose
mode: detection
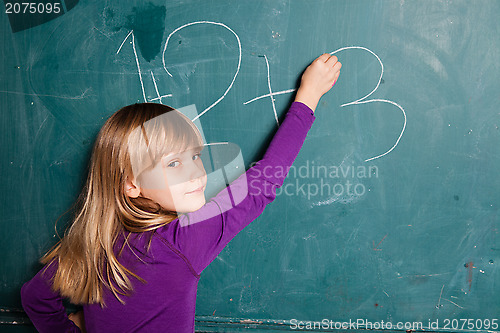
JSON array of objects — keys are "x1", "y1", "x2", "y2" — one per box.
[{"x1": 188, "y1": 159, "x2": 206, "y2": 181}]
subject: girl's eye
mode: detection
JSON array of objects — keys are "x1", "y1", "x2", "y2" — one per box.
[
  {"x1": 164, "y1": 152, "x2": 201, "y2": 168},
  {"x1": 167, "y1": 160, "x2": 180, "y2": 168}
]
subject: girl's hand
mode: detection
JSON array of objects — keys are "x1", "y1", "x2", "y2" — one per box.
[
  {"x1": 295, "y1": 53, "x2": 342, "y2": 112},
  {"x1": 68, "y1": 310, "x2": 86, "y2": 332}
]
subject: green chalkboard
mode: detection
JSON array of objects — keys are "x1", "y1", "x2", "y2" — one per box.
[{"x1": 1, "y1": 0, "x2": 499, "y2": 331}]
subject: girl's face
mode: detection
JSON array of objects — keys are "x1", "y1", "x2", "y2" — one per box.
[{"x1": 138, "y1": 146, "x2": 207, "y2": 213}]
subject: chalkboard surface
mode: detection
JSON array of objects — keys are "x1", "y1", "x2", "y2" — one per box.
[{"x1": 1, "y1": 0, "x2": 499, "y2": 331}]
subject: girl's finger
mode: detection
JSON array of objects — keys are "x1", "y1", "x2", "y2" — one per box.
[
  {"x1": 326, "y1": 55, "x2": 338, "y2": 66},
  {"x1": 332, "y1": 61, "x2": 342, "y2": 72},
  {"x1": 317, "y1": 53, "x2": 331, "y2": 62},
  {"x1": 334, "y1": 70, "x2": 341, "y2": 82}
]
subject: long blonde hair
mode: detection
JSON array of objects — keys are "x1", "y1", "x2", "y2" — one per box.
[{"x1": 42, "y1": 103, "x2": 203, "y2": 306}]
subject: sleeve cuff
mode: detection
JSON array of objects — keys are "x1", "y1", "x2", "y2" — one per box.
[{"x1": 290, "y1": 101, "x2": 315, "y2": 118}]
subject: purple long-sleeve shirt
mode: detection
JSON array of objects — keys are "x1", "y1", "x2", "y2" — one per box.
[{"x1": 21, "y1": 102, "x2": 316, "y2": 332}]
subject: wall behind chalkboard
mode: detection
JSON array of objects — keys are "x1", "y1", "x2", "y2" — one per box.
[{"x1": 1, "y1": 0, "x2": 499, "y2": 331}]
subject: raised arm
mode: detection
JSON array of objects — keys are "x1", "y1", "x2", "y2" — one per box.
[
  {"x1": 157, "y1": 54, "x2": 342, "y2": 274},
  {"x1": 295, "y1": 53, "x2": 342, "y2": 112}
]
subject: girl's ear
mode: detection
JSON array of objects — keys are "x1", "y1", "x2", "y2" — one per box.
[{"x1": 125, "y1": 177, "x2": 141, "y2": 198}]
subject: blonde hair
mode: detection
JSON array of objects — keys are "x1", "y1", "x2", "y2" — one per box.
[{"x1": 42, "y1": 103, "x2": 203, "y2": 306}]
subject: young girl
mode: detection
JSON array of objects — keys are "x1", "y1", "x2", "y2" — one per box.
[{"x1": 21, "y1": 54, "x2": 341, "y2": 332}]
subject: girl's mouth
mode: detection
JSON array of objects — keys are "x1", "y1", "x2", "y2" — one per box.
[{"x1": 186, "y1": 186, "x2": 205, "y2": 194}]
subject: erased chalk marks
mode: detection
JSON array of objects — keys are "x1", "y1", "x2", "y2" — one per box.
[
  {"x1": 124, "y1": 3, "x2": 166, "y2": 62},
  {"x1": 311, "y1": 192, "x2": 363, "y2": 207},
  {"x1": 106, "y1": 3, "x2": 166, "y2": 61},
  {"x1": 307, "y1": 154, "x2": 374, "y2": 207},
  {"x1": 397, "y1": 272, "x2": 450, "y2": 280},
  {"x1": 0, "y1": 88, "x2": 91, "y2": 100},
  {"x1": 162, "y1": 21, "x2": 242, "y2": 122}
]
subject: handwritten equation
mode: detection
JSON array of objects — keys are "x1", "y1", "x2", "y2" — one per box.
[{"x1": 117, "y1": 21, "x2": 406, "y2": 163}]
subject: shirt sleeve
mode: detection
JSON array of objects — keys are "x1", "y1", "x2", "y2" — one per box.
[
  {"x1": 156, "y1": 102, "x2": 316, "y2": 274},
  {"x1": 21, "y1": 260, "x2": 81, "y2": 333}
]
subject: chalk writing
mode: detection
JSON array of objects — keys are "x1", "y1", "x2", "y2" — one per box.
[
  {"x1": 117, "y1": 30, "x2": 172, "y2": 104},
  {"x1": 331, "y1": 46, "x2": 407, "y2": 162},
  {"x1": 263, "y1": 55, "x2": 279, "y2": 126},
  {"x1": 162, "y1": 21, "x2": 242, "y2": 122},
  {"x1": 244, "y1": 46, "x2": 407, "y2": 162},
  {"x1": 117, "y1": 30, "x2": 147, "y2": 102},
  {"x1": 149, "y1": 70, "x2": 172, "y2": 103},
  {"x1": 117, "y1": 23, "x2": 405, "y2": 161},
  {"x1": 243, "y1": 89, "x2": 296, "y2": 105}
]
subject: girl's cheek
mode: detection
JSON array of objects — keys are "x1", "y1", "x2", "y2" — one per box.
[{"x1": 164, "y1": 168, "x2": 190, "y2": 187}]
